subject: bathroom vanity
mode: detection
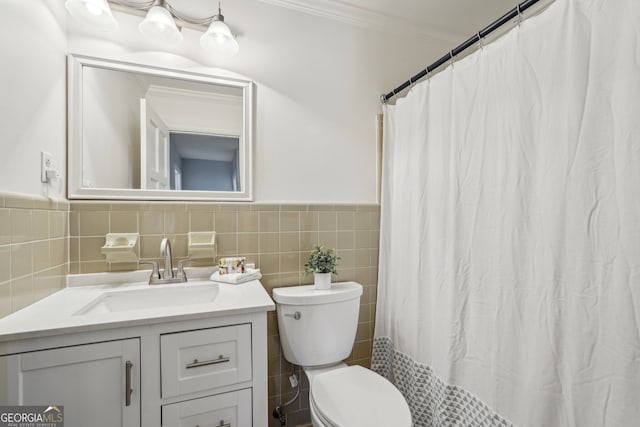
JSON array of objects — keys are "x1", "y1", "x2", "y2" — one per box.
[{"x1": 0, "y1": 271, "x2": 274, "y2": 427}]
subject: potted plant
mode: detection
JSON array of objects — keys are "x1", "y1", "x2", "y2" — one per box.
[{"x1": 304, "y1": 245, "x2": 340, "y2": 290}]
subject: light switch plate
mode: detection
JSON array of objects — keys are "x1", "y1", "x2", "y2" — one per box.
[{"x1": 41, "y1": 151, "x2": 53, "y2": 183}]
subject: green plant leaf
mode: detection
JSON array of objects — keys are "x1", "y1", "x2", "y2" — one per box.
[{"x1": 303, "y1": 245, "x2": 340, "y2": 275}]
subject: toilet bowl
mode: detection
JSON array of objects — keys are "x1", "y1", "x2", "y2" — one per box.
[
  {"x1": 272, "y1": 282, "x2": 411, "y2": 427},
  {"x1": 305, "y1": 364, "x2": 411, "y2": 427}
]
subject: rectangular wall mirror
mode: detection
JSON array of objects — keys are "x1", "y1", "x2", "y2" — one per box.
[{"x1": 68, "y1": 54, "x2": 253, "y2": 201}]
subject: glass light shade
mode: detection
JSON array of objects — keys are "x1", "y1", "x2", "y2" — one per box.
[
  {"x1": 65, "y1": 0, "x2": 118, "y2": 31},
  {"x1": 138, "y1": 5, "x2": 183, "y2": 45},
  {"x1": 200, "y1": 20, "x2": 239, "y2": 56}
]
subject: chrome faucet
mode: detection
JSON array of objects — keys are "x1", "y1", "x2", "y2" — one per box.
[
  {"x1": 139, "y1": 238, "x2": 192, "y2": 285},
  {"x1": 160, "y1": 237, "x2": 173, "y2": 279}
]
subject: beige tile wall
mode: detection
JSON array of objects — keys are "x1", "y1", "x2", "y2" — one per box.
[
  {"x1": 0, "y1": 193, "x2": 68, "y2": 318},
  {"x1": 69, "y1": 201, "x2": 380, "y2": 426}
]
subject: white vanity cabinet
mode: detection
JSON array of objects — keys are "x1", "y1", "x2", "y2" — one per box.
[
  {"x1": 0, "y1": 278, "x2": 273, "y2": 427},
  {"x1": 0, "y1": 339, "x2": 140, "y2": 427},
  {"x1": 0, "y1": 312, "x2": 269, "y2": 427}
]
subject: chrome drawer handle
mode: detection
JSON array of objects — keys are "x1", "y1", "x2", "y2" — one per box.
[
  {"x1": 125, "y1": 361, "x2": 133, "y2": 407},
  {"x1": 186, "y1": 355, "x2": 230, "y2": 369},
  {"x1": 284, "y1": 311, "x2": 301, "y2": 320},
  {"x1": 195, "y1": 421, "x2": 230, "y2": 427}
]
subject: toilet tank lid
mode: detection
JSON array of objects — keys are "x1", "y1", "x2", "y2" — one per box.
[{"x1": 272, "y1": 281, "x2": 362, "y2": 305}]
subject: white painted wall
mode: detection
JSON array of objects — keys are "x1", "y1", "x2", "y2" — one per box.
[
  {"x1": 0, "y1": 0, "x2": 450, "y2": 202},
  {"x1": 0, "y1": 0, "x2": 67, "y2": 198},
  {"x1": 66, "y1": 0, "x2": 448, "y2": 202},
  {"x1": 83, "y1": 67, "x2": 145, "y2": 189}
]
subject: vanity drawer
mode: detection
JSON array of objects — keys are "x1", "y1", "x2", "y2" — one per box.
[
  {"x1": 161, "y1": 388, "x2": 252, "y2": 427},
  {"x1": 161, "y1": 324, "x2": 252, "y2": 398}
]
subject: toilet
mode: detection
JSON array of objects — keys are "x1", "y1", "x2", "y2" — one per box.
[{"x1": 272, "y1": 281, "x2": 412, "y2": 427}]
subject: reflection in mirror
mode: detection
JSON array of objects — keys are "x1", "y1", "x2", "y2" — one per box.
[
  {"x1": 168, "y1": 133, "x2": 240, "y2": 191},
  {"x1": 68, "y1": 55, "x2": 253, "y2": 200}
]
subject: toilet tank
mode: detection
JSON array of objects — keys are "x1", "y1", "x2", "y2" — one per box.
[{"x1": 272, "y1": 282, "x2": 363, "y2": 367}]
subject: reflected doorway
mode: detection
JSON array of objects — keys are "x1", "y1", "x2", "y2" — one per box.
[{"x1": 168, "y1": 132, "x2": 240, "y2": 192}]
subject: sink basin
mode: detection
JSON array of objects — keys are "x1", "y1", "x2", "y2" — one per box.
[{"x1": 74, "y1": 282, "x2": 219, "y2": 315}]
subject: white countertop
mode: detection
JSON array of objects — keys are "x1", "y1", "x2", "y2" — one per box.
[{"x1": 0, "y1": 269, "x2": 275, "y2": 343}]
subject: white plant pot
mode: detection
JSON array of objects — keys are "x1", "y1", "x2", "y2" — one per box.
[{"x1": 313, "y1": 272, "x2": 332, "y2": 290}]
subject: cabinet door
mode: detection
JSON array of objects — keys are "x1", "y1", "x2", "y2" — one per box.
[
  {"x1": 0, "y1": 339, "x2": 140, "y2": 427},
  {"x1": 162, "y1": 388, "x2": 252, "y2": 427}
]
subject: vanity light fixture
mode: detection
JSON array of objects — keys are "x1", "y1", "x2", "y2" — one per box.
[
  {"x1": 138, "y1": 0, "x2": 183, "y2": 44},
  {"x1": 65, "y1": 0, "x2": 240, "y2": 56},
  {"x1": 64, "y1": 0, "x2": 119, "y2": 31},
  {"x1": 200, "y1": 4, "x2": 240, "y2": 56}
]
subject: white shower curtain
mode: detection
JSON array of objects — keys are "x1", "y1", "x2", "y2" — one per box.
[{"x1": 373, "y1": 1, "x2": 640, "y2": 426}]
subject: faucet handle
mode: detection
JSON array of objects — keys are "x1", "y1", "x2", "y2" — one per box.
[
  {"x1": 176, "y1": 258, "x2": 193, "y2": 281},
  {"x1": 139, "y1": 260, "x2": 160, "y2": 281}
]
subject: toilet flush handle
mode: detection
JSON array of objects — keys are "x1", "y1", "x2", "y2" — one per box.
[{"x1": 284, "y1": 311, "x2": 301, "y2": 320}]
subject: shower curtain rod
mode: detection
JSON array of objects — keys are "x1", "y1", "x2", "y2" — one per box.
[{"x1": 380, "y1": 0, "x2": 544, "y2": 104}]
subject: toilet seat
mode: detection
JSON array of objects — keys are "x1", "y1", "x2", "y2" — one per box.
[{"x1": 309, "y1": 365, "x2": 412, "y2": 427}]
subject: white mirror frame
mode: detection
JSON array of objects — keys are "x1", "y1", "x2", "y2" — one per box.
[{"x1": 68, "y1": 54, "x2": 253, "y2": 201}]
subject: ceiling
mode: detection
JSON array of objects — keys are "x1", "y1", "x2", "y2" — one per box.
[
  {"x1": 171, "y1": 133, "x2": 239, "y2": 162},
  {"x1": 170, "y1": 0, "x2": 538, "y2": 44},
  {"x1": 255, "y1": 0, "x2": 523, "y2": 42}
]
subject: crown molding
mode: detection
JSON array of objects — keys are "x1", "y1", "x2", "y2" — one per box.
[
  {"x1": 146, "y1": 85, "x2": 243, "y2": 106},
  {"x1": 257, "y1": 0, "x2": 464, "y2": 43}
]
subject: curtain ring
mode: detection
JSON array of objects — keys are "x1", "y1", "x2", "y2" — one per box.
[
  {"x1": 449, "y1": 50, "x2": 455, "y2": 68},
  {"x1": 516, "y1": 3, "x2": 523, "y2": 26},
  {"x1": 477, "y1": 32, "x2": 484, "y2": 50}
]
